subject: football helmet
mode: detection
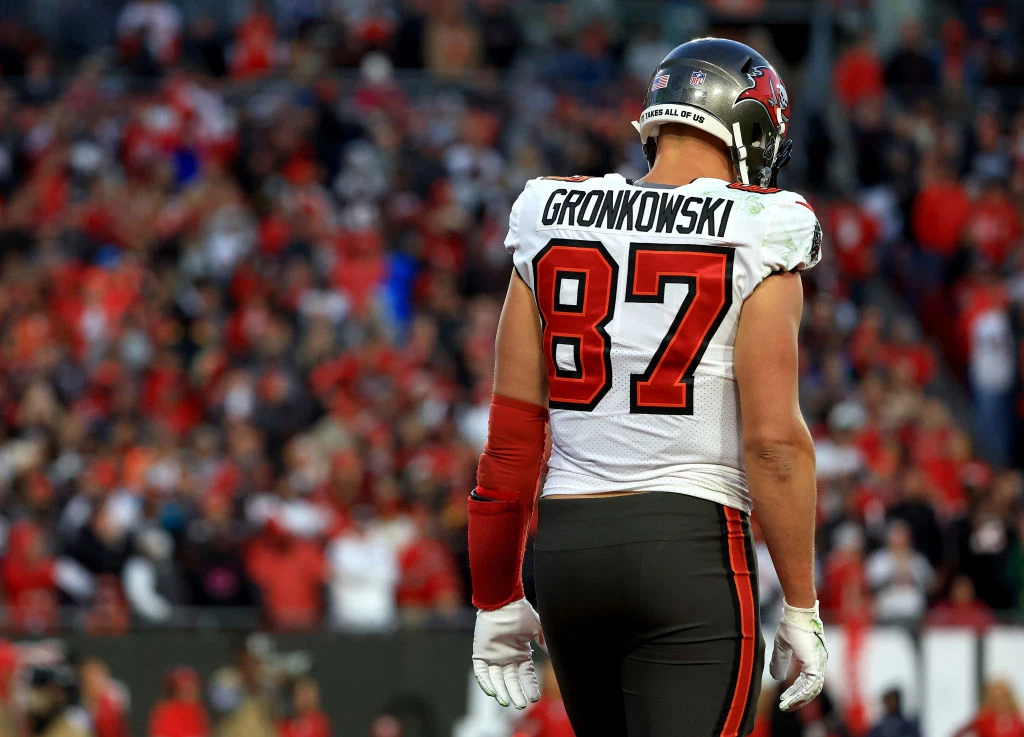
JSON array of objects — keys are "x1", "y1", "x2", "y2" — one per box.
[{"x1": 633, "y1": 37, "x2": 793, "y2": 187}]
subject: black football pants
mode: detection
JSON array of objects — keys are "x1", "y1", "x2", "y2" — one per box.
[{"x1": 533, "y1": 492, "x2": 764, "y2": 737}]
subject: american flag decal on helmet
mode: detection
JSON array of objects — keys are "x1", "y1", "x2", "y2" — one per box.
[{"x1": 650, "y1": 73, "x2": 670, "y2": 91}]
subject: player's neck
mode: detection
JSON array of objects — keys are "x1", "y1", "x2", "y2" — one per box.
[{"x1": 640, "y1": 136, "x2": 734, "y2": 187}]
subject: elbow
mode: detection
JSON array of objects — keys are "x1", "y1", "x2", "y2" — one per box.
[{"x1": 743, "y1": 430, "x2": 814, "y2": 483}]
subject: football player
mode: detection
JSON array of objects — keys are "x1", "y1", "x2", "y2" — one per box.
[{"x1": 467, "y1": 38, "x2": 828, "y2": 737}]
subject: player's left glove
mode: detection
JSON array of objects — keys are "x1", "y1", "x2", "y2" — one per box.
[
  {"x1": 472, "y1": 598, "x2": 544, "y2": 710},
  {"x1": 769, "y1": 599, "x2": 828, "y2": 711}
]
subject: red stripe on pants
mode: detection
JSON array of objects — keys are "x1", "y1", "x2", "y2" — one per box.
[{"x1": 721, "y1": 506, "x2": 756, "y2": 737}]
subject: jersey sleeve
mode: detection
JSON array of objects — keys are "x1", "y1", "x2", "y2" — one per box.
[
  {"x1": 504, "y1": 183, "x2": 535, "y2": 289},
  {"x1": 759, "y1": 197, "x2": 823, "y2": 279}
]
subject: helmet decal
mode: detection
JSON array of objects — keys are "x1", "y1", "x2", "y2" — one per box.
[{"x1": 734, "y1": 65, "x2": 790, "y2": 132}]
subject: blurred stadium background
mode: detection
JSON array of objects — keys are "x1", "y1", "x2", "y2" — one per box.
[{"x1": 0, "y1": 0, "x2": 1022, "y2": 735}]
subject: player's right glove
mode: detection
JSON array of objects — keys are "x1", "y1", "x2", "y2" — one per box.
[
  {"x1": 472, "y1": 598, "x2": 544, "y2": 710},
  {"x1": 769, "y1": 599, "x2": 828, "y2": 711}
]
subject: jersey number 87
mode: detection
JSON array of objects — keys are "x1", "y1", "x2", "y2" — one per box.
[{"x1": 532, "y1": 238, "x2": 734, "y2": 414}]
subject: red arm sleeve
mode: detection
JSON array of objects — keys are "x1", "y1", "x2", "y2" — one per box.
[{"x1": 467, "y1": 394, "x2": 548, "y2": 610}]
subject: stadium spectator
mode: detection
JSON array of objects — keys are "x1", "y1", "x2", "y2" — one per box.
[
  {"x1": 278, "y1": 677, "x2": 330, "y2": 737},
  {"x1": 866, "y1": 521, "x2": 935, "y2": 621},
  {"x1": 953, "y1": 680, "x2": 1024, "y2": 737},
  {"x1": 124, "y1": 527, "x2": 181, "y2": 623},
  {"x1": 513, "y1": 659, "x2": 573, "y2": 737},
  {"x1": 229, "y1": 3, "x2": 282, "y2": 79},
  {"x1": 867, "y1": 688, "x2": 921, "y2": 737},
  {"x1": 969, "y1": 113, "x2": 1014, "y2": 186},
  {"x1": 821, "y1": 523, "x2": 871, "y2": 619},
  {"x1": 911, "y1": 158, "x2": 972, "y2": 267},
  {"x1": 768, "y1": 679, "x2": 846, "y2": 737},
  {"x1": 68, "y1": 507, "x2": 132, "y2": 579},
  {"x1": 887, "y1": 469, "x2": 945, "y2": 566},
  {"x1": 209, "y1": 649, "x2": 275, "y2": 737},
  {"x1": 964, "y1": 285, "x2": 1016, "y2": 467},
  {"x1": 80, "y1": 658, "x2": 130, "y2": 737},
  {"x1": 0, "y1": 522, "x2": 61, "y2": 633},
  {"x1": 967, "y1": 180, "x2": 1023, "y2": 267},
  {"x1": 25, "y1": 666, "x2": 90, "y2": 737},
  {"x1": 246, "y1": 521, "x2": 326, "y2": 630},
  {"x1": 324, "y1": 505, "x2": 400, "y2": 632},
  {"x1": 0, "y1": 522, "x2": 94, "y2": 633},
  {"x1": 815, "y1": 402, "x2": 869, "y2": 481},
  {"x1": 884, "y1": 21, "x2": 939, "y2": 90},
  {"x1": 927, "y1": 574, "x2": 997, "y2": 631},
  {"x1": 149, "y1": 667, "x2": 210, "y2": 737},
  {"x1": 423, "y1": 0, "x2": 483, "y2": 79},
  {"x1": 950, "y1": 472, "x2": 1020, "y2": 610},
  {"x1": 395, "y1": 507, "x2": 462, "y2": 624},
  {"x1": 475, "y1": 0, "x2": 525, "y2": 70},
  {"x1": 83, "y1": 576, "x2": 131, "y2": 636},
  {"x1": 0, "y1": 641, "x2": 18, "y2": 737},
  {"x1": 181, "y1": 496, "x2": 255, "y2": 609},
  {"x1": 825, "y1": 196, "x2": 881, "y2": 291},
  {"x1": 834, "y1": 32, "x2": 884, "y2": 110},
  {"x1": 368, "y1": 715, "x2": 403, "y2": 737},
  {"x1": 116, "y1": 0, "x2": 183, "y2": 69}
]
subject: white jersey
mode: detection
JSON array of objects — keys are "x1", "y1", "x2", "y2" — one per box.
[{"x1": 505, "y1": 173, "x2": 822, "y2": 513}]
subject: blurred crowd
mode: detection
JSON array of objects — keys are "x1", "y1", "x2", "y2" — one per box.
[
  {"x1": 0, "y1": 639, "x2": 1020, "y2": 737},
  {"x1": 0, "y1": 0, "x2": 1022, "y2": 646},
  {"x1": 0, "y1": 636, "x2": 338, "y2": 737}
]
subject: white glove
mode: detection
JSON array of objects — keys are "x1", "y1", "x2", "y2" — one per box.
[
  {"x1": 472, "y1": 598, "x2": 544, "y2": 709},
  {"x1": 769, "y1": 599, "x2": 828, "y2": 712}
]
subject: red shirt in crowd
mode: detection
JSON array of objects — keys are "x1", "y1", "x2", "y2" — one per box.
[
  {"x1": 231, "y1": 10, "x2": 277, "y2": 78},
  {"x1": 827, "y1": 201, "x2": 880, "y2": 281},
  {"x1": 833, "y1": 46, "x2": 884, "y2": 109},
  {"x1": 396, "y1": 537, "x2": 461, "y2": 610},
  {"x1": 912, "y1": 180, "x2": 972, "y2": 257},
  {"x1": 968, "y1": 711, "x2": 1024, "y2": 737},
  {"x1": 954, "y1": 280, "x2": 1009, "y2": 364},
  {"x1": 926, "y1": 599, "x2": 996, "y2": 632},
  {"x1": 881, "y1": 342, "x2": 935, "y2": 387},
  {"x1": 246, "y1": 527, "x2": 326, "y2": 629},
  {"x1": 279, "y1": 710, "x2": 331, "y2": 737},
  {"x1": 513, "y1": 696, "x2": 575, "y2": 737},
  {"x1": 0, "y1": 523, "x2": 58, "y2": 632},
  {"x1": 92, "y1": 685, "x2": 131, "y2": 737},
  {"x1": 821, "y1": 551, "x2": 870, "y2": 618},
  {"x1": 967, "y1": 191, "x2": 1022, "y2": 266},
  {"x1": 918, "y1": 456, "x2": 966, "y2": 509},
  {"x1": 148, "y1": 699, "x2": 210, "y2": 737}
]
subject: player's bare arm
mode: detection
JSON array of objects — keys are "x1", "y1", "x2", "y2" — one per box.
[
  {"x1": 735, "y1": 270, "x2": 828, "y2": 711},
  {"x1": 735, "y1": 272, "x2": 815, "y2": 607},
  {"x1": 492, "y1": 270, "x2": 548, "y2": 408}
]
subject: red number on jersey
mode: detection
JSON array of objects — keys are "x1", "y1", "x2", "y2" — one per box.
[
  {"x1": 531, "y1": 240, "x2": 733, "y2": 414},
  {"x1": 626, "y1": 244, "x2": 734, "y2": 414},
  {"x1": 532, "y1": 239, "x2": 617, "y2": 410}
]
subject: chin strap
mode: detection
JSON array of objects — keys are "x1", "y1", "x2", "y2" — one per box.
[
  {"x1": 642, "y1": 138, "x2": 658, "y2": 170},
  {"x1": 765, "y1": 138, "x2": 794, "y2": 188},
  {"x1": 731, "y1": 122, "x2": 749, "y2": 184}
]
